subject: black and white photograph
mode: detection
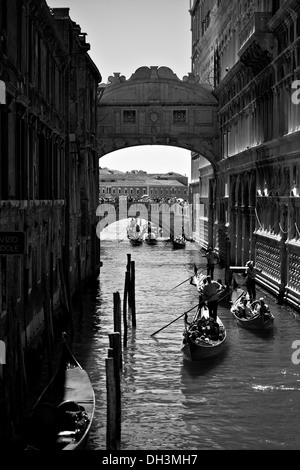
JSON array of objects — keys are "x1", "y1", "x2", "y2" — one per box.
[{"x1": 1, "y1": 0, "x2": 300, "y2": 455}]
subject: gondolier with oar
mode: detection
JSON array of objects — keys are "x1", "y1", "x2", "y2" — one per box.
[
  {"x1": 202, "y1": 246, "x2": 219, "y2": 279},
  {"x1": 245, "y1": 260, "x2": 262, "y2": 302},
  {"x1": 202, "y1": 276, "x2": 222, "y2": 321}
]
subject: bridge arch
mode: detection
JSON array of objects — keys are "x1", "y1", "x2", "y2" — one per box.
[{"x1": 97, "y1": 66, "x2": 219, "y2": 172}]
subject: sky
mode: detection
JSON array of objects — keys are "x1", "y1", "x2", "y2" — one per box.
[{"x1": 49, "y1": 0, "x2": 193, "y2": 180}]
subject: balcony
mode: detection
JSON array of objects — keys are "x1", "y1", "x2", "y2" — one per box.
[{"x1": 238, "y1": 12, "x2": 274, "y2": 75}]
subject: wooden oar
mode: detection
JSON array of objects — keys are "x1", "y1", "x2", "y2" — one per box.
[
  {"x1": 152, "y1": 278, "x2": 247, "y2": 337},
  {"x1": 219, "y1": 279, "x2": 248, "y2": 304},
  {"x1": 118, "y1": 227, "x2": 129, "y2": 244},
  {"x1": 164, "y1": 276, "x2": 193, "y2": 294},
  {"x1": 150, "y1": 303, "x2": 199, "y2": 337},
  {"x1": 164, "y1": 267, "x2": 206, "y2": 295}
]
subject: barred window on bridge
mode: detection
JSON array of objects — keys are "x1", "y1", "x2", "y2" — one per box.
[
  {"x1": 123, "y1": 110, "x2": 136, "y2": 124},
  {"x1": 173, "y1": 110, "x2": 186, "y2": 123}
]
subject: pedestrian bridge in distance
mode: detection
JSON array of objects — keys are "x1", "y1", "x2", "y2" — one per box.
[{"x1": 97, "y1": 66, "x2": 219, "y2": 170}]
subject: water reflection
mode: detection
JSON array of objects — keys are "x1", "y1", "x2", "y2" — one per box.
[{"x1": 181, "y1": 351, "x2": 229, "y2": 380}]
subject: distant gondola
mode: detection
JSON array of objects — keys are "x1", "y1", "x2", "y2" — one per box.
[
  {"x1": 127, "y1": 219, "x2": 144, "y2": 246},
  {"x1": 172, "y1": 237, "x2": 186, "y2": 249},
  {"x1": 129, "y1": 237, "x2": 143, "y2": 246},
  {"x1": 144, "y1": 233, "x2": 158, "y2": 245}
]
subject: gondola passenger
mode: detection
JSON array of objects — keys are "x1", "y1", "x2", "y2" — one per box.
[{"x1": 251, "y1": 298, "x2": 269, "y2": 317}]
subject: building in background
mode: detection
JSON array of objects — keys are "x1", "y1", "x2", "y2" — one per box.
[
  {"x1": 100, "y1": 168, "x2": 189, "y2": 202},
  {"x1": 190, "y1": 0, "x2": 300, "y2": 308},
  {"x1": 0, "y1": 0, "x2": 101, "y2": 443}
]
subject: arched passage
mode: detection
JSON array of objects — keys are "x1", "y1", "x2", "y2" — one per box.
[{"x1": 99, "y1": 145, "x2": 192, "y2": 180}]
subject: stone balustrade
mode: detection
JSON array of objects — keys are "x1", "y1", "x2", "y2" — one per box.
[
  {"x1": 256, "y1": 237, "x2": 281, "y2": 284},
  {"x1": 287, "y1": 252, "x2": 300, "y2": 293}
]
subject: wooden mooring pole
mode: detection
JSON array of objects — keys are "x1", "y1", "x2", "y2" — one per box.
[
  {"x1": 126, "y1": 253, "x2": 131, "y2": 272},
  {"x1": 123, "y1": 272, "x2": 129, "y2": 348},
  {"x1": 126, "y1": 254, "x2": 132, "y2": 309},
  {"x1": 130, "y1": 260, "x2": 136, "y2": 328},
  {"x1": 108, "y1": 332, "x2": 121, "y2": 449},
  {"x1": 106, "y1": 356, "x2": 117, "y2": 450},
  {"x1": 113, "y1": 292, "x2": 122, "y2": 369}
]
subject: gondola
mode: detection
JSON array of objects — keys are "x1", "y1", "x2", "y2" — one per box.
[
  {"x1": 184, "y1": 235, "x2": 194, "y2": 242},
  {"x1": 144, "y1": 233, "x2": 158, "y2": 245},
  {"x1": 230, "y1": 289, "x2": 274, "y2": 331},
  {"x1": 129, "y1": 237, "x2": 143, "y2": 246},
  {"x1": 172, "y1": 237, "x2": 186, "y2": 249},
  {"x1": 127, "y1": 219, "x2": 144, "y2": 246},
  {"x1": 181, "y1": 269, "x2": 227, "y2": 361},
  {"x1": 25, "y1": 336, "x2": 95, "y2": 451},
  {"x1": 181, "y1": 308, "x2": 227, "y2": 361}
]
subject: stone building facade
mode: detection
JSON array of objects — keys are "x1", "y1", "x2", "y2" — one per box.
[
  {"x1": 0, "y1": 0, "x2": 101, "y2": 443},
  {"x1": 100, "y1": 169, "x2": 189, "y2": 201},
  {"x1": 190, "y1": 0, "x2": 300, "y2": 309}
]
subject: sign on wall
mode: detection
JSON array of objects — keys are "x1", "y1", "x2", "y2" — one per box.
[{"x1": 0, "y1": 232, "x2": 25, "y2": 255}]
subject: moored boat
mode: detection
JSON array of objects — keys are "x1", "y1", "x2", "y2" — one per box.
[
  {"x1": 25, "y1": 336, "x2": 95, "y2": 450},
  {"x1": 231, "y1": 289, "x2": 274, "y2": 331}
]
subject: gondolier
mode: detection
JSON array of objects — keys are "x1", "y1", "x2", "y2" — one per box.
[
  {"x1": 202, "y1": 247, "x2": 219, "y2": 279},
  {"x1": 127, "y1": 218, "x2": 144, "y2": 245},
  {"x1": 202, "y1": 276, "x2": 222, "y2": 321},
  {"x1": 245, "y1": 261, "x2": 262, "y2": 301}
]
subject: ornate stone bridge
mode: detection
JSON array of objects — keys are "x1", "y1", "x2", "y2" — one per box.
[{"x1": 97, "y1": 66, "x2": 219, "y2": 171}]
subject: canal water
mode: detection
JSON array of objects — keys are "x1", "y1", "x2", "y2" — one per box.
[{"x1": 70, "y1": 237, "x2": 300, "y2": 451}]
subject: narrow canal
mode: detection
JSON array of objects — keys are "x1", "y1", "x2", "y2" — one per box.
[{"x1": 69, "y1": 238, "x2": 300, "y2": 450}]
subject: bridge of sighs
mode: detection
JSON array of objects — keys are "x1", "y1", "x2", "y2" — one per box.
[{"x1": 97, "y1": 66, "x2": 220, "y2": 234}]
